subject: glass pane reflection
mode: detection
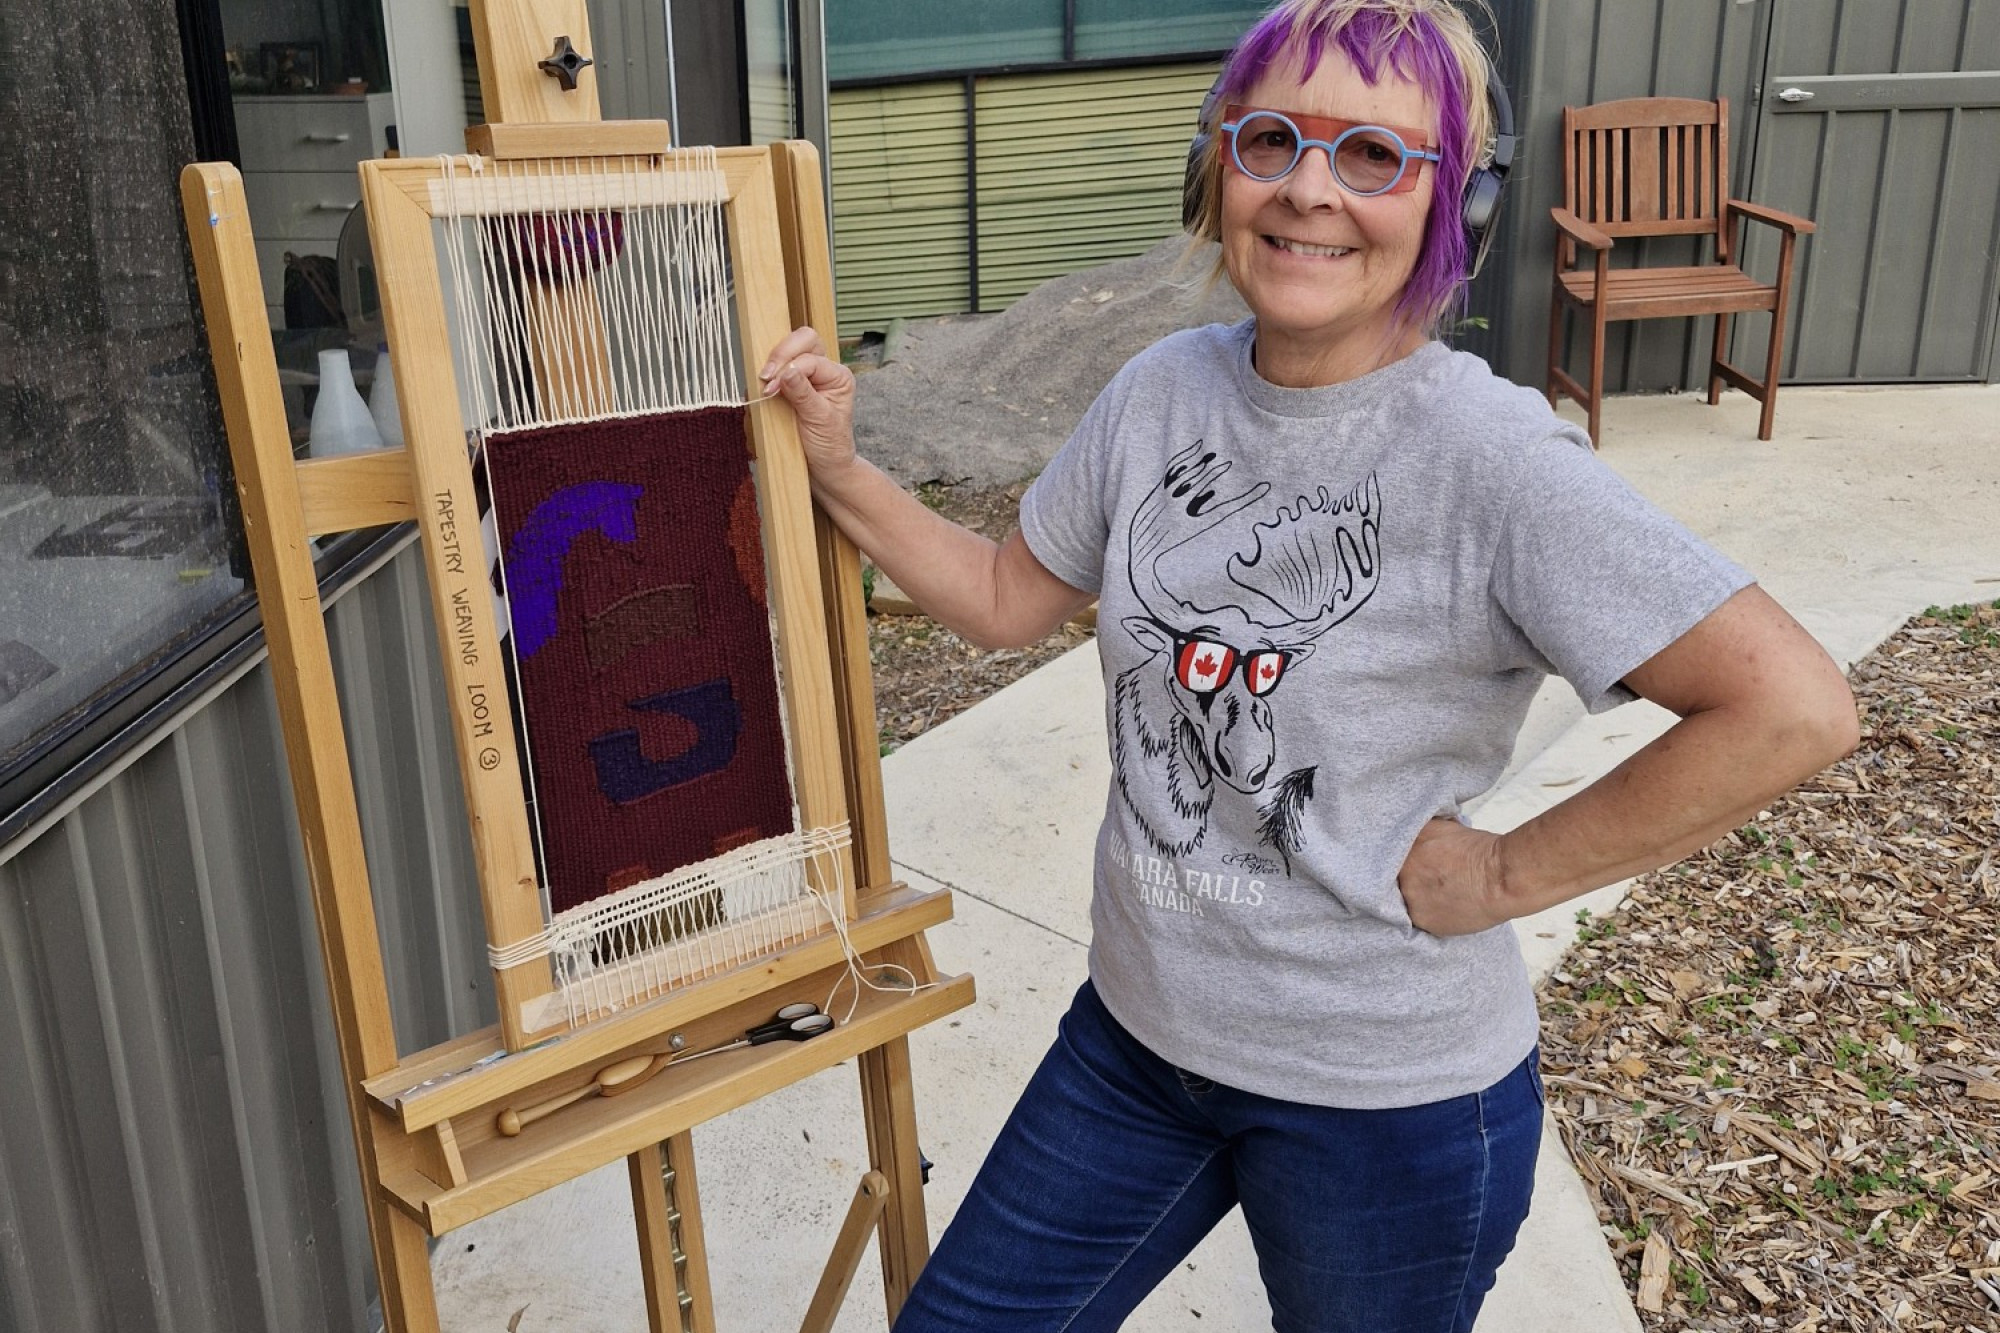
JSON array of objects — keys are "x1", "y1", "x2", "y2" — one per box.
[{"x1": 0, "y1": 0, "x2": 242, "y2": 772}]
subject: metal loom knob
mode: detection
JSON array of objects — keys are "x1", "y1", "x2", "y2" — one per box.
[{"x1": 539, "y1": 35, "x2": 593, "y2": 91}]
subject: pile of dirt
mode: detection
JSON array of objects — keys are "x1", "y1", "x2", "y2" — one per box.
[{"x1": 851, "y1": 237, "x2": 1249, "y2": 487}]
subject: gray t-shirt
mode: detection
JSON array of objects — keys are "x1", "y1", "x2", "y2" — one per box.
[{"x1": 1018, "y1": 321, "x2": 1751, "y2": 1109}]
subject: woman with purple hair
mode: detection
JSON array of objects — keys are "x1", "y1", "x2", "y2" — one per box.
[{"x1": 763, "y1": 1, "x2": 1855, "y2": 1327}]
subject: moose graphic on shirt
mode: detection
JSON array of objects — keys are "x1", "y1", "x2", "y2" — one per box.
[{"x1": 1114, "y1": 439, "x2": 1380, "y2": 874}]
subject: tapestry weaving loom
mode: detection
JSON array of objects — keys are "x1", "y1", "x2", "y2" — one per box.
[
  {"x1": 343, "y1": 138, "x2": 876, "y2": 1045},
  {"x1": 425, "y1": 147, "x2": 848, "y2": 1031},
  {"x1": 182, "y1": 101, "x2": 970, "y2": 1329}
]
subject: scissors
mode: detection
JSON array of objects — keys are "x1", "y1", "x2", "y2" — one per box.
[
  {"x1": 495, "y1": 1002, "x2": 839, "y2": 1136},
  {"x1": 671, "y1": 1001, "x2": 837, "y2": 1063},
  {"x1": 665, "y1": 1002, "x2": 835, "y2": 1066},
  {"x1": 733, "y1": 1001, "x2": 836, "y2": 1049}
]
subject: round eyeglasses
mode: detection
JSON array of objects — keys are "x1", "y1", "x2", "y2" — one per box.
[{"x1": 1221, "y1": 105, "x2": 1441, "y2": 197}]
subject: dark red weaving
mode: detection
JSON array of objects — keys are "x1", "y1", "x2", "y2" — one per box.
[{"x1": 484, "y1": 408, "x2": 796, "y2": 916}]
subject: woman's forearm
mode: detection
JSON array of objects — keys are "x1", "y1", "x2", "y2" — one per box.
[
  {"x1": 809, "y1": 456, "x2": 1004, "y2": 635},
  {"x1": 811, "y1": 456, "x2": 1086, "y2": 650},
  {"x1": 1402, "y1": 587, "x2": 1860, "y2": 937},
  {"x1": 1494, "y1": 693, "x2": 1857, "y2": 918},
  {"x1": 760, "y1": 330, "x2": 1090, "y2": 650}
]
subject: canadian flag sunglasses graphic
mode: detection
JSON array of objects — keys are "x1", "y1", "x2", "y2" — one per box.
[{"x1": 1172, "y1": 635, "x2": 1291, "y2": 697}]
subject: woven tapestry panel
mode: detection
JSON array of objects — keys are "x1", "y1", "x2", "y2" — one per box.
[{"x1": 484, "y1": 408, "x2": 796, "y2": 916}]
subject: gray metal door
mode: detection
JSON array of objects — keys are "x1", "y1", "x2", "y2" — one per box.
[{"x1": 1741, "y1": 0, "x2": 2000, "y2": 383}]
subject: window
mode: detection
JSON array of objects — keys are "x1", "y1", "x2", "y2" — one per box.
[
  {"x1": 1074, "y1": 0, "x2": 1265, "y2": 61},
  {"x1": 828, "y1": 0, "x2": 1063, "y2": 81},
  {"x1": 825, "y1": 0, "x2": 1261, "y2": 81},
  {"x1": 745, "y1": 0, "x2": 801, "y2": 142},
  {"x1": 0, "y1": 0, "x2": 405, "y2": 832},
  {"x1": 0, "y1": 0, "x2": 245, "y2": 799}
]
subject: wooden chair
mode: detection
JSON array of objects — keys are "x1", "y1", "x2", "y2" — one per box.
[{"x1": 1545, "y1": 96, "x2": 1815, "y2": 446}]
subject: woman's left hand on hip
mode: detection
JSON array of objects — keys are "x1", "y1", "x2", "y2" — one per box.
[{"x1": 1397, "y1": 818, "x2": 1510, "y2": 936}]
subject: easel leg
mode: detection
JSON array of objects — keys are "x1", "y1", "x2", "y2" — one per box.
[
  {"x1": 373, "y1": 1195, "x2": 442, "y2": 1333},
  {"x1": 800, "y1": 1172, "x2": 890, "y2": 1333},
  {"x1": 858, "y1": 1036, "x2": 930, "y2": 1323},
  {"x1": 631, "y1": 1143, "x2": 681, "y2": 1333},
  {"x1": 631, "y1": 1135, "x2": 717, "y2": 1333}
]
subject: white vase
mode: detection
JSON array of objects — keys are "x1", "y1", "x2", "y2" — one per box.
[
  {"x1": 309, "y1": 347, "x2": 382, "y2": 457},
  {"x1": 368, "y1": 345, "x2": 404, "y2": 447}
]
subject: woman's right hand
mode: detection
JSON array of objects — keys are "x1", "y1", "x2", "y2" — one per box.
[
  {"x1": 760, "y1": 327, "x2": 858, "y2": 486},
  {"x1": 759, "y1": 327, "x2": 1091, "y2": 649}
]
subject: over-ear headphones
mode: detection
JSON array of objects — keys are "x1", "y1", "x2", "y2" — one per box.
[
  {"x1": 1463, "y1": 67, "x2": 1516, "y2": 278},
  {"x1": 1182, "y1": 55, "x2": 1518, "y2": 279}
]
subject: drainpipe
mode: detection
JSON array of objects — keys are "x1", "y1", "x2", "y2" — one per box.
[
  {"x1": 964, "y1": 73, "x2": 980, "y2": 312},
  {"x1": 796, "y1": 0, "x2": 833, "y2": 221}
]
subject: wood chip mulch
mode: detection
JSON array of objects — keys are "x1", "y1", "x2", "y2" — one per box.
[
  {"x1": 1540, "y1": 600, "x2": 2000, "y2": 1333},
  {"x1": 864, "y1": 479, "x2": 1094, "y2": 753},
  {"x1": 868, "y1": 615, "x2": 1093, "y2": 752}
]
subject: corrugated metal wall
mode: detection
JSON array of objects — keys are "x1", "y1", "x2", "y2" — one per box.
[
  {"x1": 830, "y1": 81, "x2": 971, "y2": 333},
  {"x1": 1469, "y1": 0, "x2": 1774, "y2": 393},
  {"x1": 0, "y1": 539, "x2": 488, "y2": 1333},
  {"x1": 1477, "y1": 0, "x2": 2000, "y2": 392},
  {"x1": 974, "y1": 64, "x2": 1220, "y2": 308},
  {"x1": 1741, "y1": 0, "x2": 2000, "y2": 383},
  {"x1": 828, "y1": 63, "x2": 1216, "y2": 335}
]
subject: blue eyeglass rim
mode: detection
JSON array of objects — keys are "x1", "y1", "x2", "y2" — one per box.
[{"x1": 1220, "y1": 109, "x2": 1443, "y2": 196}]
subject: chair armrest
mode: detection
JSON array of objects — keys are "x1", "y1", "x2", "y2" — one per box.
[
  {"x1": 1726, "y1": 199, "x2": 1816, "y2": 235},
  {"x1": 1550, "y1": 206, "x2": 1612, "y2": 251}
]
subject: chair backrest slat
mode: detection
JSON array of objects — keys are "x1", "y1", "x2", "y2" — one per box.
[
  {"x1": 1665, "y1": 123, "x2": 1683, "y2": 221},
  {"x1": 1687, "y1": 124, "x2": 1704, "y2": 219},
  {"x1": 1629, "y1": 124, "x2": 1659, "y2": 222},
  {"x1": 1612, "y1": 128, "x2": 1627, "y2": 223},
  {"x1": 1593, "y1": 125, "x2": 1610, "y2": 221},
  {"x1": 1696, "y1": 123, "x2": 1712, "y2": 222}
]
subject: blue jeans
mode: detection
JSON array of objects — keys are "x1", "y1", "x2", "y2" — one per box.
[{"x1": 896, "y1": 981, "x2": 1542, "y2": 1333}]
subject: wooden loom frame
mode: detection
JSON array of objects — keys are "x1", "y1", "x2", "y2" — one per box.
[
  {"x1": 180, "y1": 130, "x2": 968, "y2": 1333},
  {"x1": 365, "y1": 140, "x2": 860, "y2": 1048}
]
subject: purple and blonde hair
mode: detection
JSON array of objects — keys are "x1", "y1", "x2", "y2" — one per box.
[{"x1": 1191, "y1": 0, "x2": 1497, "y2": 339}]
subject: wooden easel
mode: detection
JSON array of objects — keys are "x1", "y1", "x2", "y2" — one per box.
[{"x1": 178, "y1": 8, "x2": 966, "y2": 1330}]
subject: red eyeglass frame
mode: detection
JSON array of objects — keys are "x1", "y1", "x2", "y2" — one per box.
[{"x1": 1221, "y1": 104, "x2": 1440, "y2": 195}]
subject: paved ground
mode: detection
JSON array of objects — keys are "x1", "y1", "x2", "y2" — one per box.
[{"x1": 431, "y1": 381, "x2": 1999, "y2": 1331}]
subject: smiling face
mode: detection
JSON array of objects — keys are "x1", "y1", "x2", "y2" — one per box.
[{"x1": 1221, "y1": 48, "x2": 1439, "y2": 387}]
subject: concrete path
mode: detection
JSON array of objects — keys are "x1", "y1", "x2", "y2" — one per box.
[{"x1": 432, "y1": 382, "x2": 1999, "y2": 1331}]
